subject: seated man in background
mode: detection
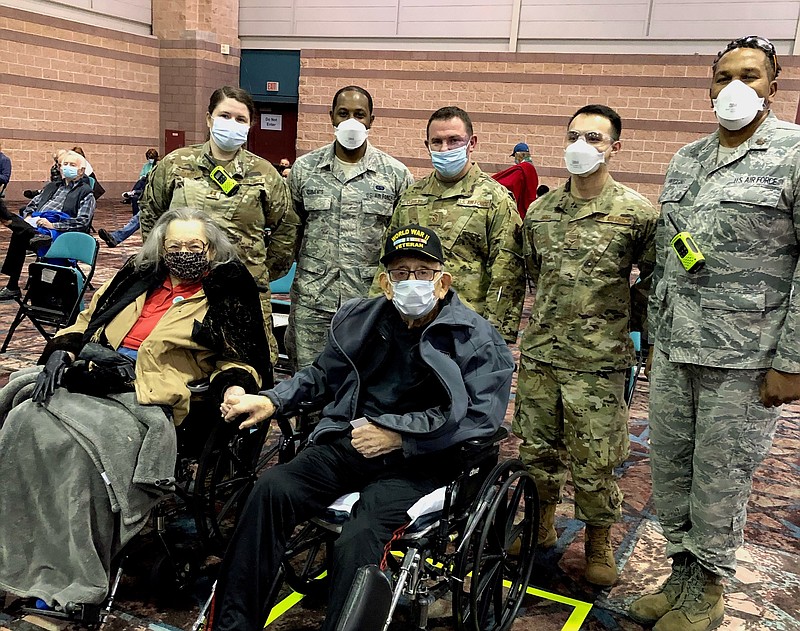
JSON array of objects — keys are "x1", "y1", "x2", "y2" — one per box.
[
  {"x1": 210, "y1": 224, "x2": 515, "y2": 631},
  {"x1": 0, "y1": 208, "x2": 269, "y2": 610},
  {"x1": 0, "y1": 150, "x2": 95, "y2": 300}
]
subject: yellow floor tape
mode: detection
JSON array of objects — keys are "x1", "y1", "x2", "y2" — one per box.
[
  {"x1": 516, "y1": 582, "x2": 593, "y2": 631},
  {"x1": 265, "y1": 572, "x2": 592, "y2": 629}
]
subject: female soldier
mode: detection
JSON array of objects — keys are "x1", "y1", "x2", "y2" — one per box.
[{"x1": 139, "y1": 86, "x2": 299, "y2": 361}]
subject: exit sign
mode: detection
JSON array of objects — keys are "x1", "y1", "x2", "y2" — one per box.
[{"x1": 266, "y1": 81, "x2": 279, "y2": 92}]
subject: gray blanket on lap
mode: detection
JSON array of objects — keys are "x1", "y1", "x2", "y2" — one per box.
[{"x1": 0, "y1": 371, "x2": 177, "y2": 606}]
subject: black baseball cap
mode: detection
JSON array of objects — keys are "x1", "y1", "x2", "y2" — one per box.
[{"x1": 380, "y1": 224, "x2": 445, "y2": 266}]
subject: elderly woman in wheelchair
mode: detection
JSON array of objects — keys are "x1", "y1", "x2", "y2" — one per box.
[
  {"x1": 208, "y1": 224, "x2": 537, "y2": 631},
  {"x1": 0, "y1": 208, "x2": 270, "y2": 616}
]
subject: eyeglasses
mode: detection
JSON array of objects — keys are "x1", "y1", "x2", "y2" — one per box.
[
  {"x1": 717, "y1": 35, "x2": 780, "y2": 77},
  {"x1": 566, "y1": 130, "x2": 614, "y2": 145},
  {"x1": 164, "y1": 239, "x2": 208, "y2": 254},
  {"x1": 387, "y1": 268, "x2": 441, "y2": 282}
]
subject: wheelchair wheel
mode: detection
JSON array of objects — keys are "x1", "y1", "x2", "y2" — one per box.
[
  {"x1": 452, "y1": 459, "x2": 538, "y2": 631},
  {"x1": 282, "y1": 521, "x2": 333, "y2": 598},
  {"x1": 149, "y1": 548, "x2": 199, "y2": 601},
  {"x1": 193, "y1": 419, "x2": 276, "y2": 553}
]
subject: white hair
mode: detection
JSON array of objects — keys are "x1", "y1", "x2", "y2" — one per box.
[
  {"x1": 133, "y1": 207, "x2": 239, "y2": 270},
  {"x1": 60, "y1": 150, "x2": 86, "y2": 169}
]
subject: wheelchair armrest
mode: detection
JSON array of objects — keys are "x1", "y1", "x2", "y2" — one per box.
[
  {"x1": 459, "y1": 427, "x2": 508, "y2": 459},
  {"x1": 187, "y1": 378, "x2": 210, "y2": 394},
  {"x1": 273, "y1": 402, "x2": 320, "y2": 464},
  {"x1": 275, "y1": 415, "x2": 294, "y2": 441}
]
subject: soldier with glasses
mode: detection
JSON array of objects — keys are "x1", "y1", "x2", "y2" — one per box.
[{"x1": 513, "y1": 104, "x2": 658, "y2": 587}]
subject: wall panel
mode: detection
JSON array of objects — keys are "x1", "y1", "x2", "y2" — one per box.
[{"x1": 239, "y1": 0, "x2": 800, "y2": 53}]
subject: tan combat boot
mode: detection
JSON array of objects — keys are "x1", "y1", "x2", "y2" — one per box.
[
  {"x1": 653, "y1": 563, "x2": 724, "y2": 631},
  {"x1": 584, "y1": 525, "x2": 617, "y2": 586},
  {"x1": 538, "y1": 502, "x2": 557, "y2": 547},
  {"x1": 508, "y1": 502, "x2": 557, "y2": 556},
  {"x1": 629, "y1": 553, "x2": 693, "y2": 625}
]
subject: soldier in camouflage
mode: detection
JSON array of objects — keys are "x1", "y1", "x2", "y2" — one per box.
[
  {"x1": 139, "y1": 86, "x2": 299, "y2": 364},
  {"x1": 513, "y1": 104, "x2": 658, "y2": 587},
  {"x1": 629, "y1": 37, "x2": 800, "y2": 631},
  {"x1": 374, "y1": 106, "x2": 524, "y2": 343},
  {"x1": 287, "y1": 85, "x2": 413, "y2": 369}
]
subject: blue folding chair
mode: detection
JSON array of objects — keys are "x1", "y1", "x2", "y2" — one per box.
[
  {"x1": 0, "y1": 232, "x2": 99, "y2": 352},
  {"x1": 269, "y1": 263, "x2": 296, "y2": 373},
  {"x1": 269, "y1": 262, "x2": 296, "y2": 305}
]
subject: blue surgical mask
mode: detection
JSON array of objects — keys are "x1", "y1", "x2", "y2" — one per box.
[
  {"x1": 61, "y1": 165, "x2": 79, "y2": 180},
  {"x1": 211, "y1": 116, "x2": 250, "y2": 152},
  {"x1": 430, "y1": 145, "x2": 469, "y2": 179}
]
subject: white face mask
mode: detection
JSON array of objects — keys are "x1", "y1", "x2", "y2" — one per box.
[
  {"x1": 390, "y1": 278, "x2": 439, "y2": 319},
  {"x1": 712, "y1": 80, "x2": 766, "y2": 131},
  {"x1": 334, "y1": 118, "x2": 369, "y2": 150},
  {"x1": 563, "y1": 138, "x2": 606, "y2": 176},
  {"x1": 211, "y1": 116, "x2": 250, "y2": 152}
]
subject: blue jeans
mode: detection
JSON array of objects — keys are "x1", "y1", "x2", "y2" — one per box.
[{"x1": 109, "y1": 213, "x2": 140, "y2": 244}]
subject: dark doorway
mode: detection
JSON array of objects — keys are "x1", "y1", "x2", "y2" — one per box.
[{"x1": 249, "y1": 102, "x2": 298, "y2": 166}]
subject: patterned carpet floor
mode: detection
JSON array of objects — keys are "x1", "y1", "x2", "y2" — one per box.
[{"x1": 0, "y1": 199, "x2": 797, "y2": 631}]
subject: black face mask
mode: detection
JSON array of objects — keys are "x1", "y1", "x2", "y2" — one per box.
[{"x1": 163, "y1": 251, "x2": 210, "y2": 281}]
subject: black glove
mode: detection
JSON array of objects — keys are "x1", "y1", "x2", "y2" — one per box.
[{"x1": 31, "y1": 350, "x2": 72, "y2": 403}]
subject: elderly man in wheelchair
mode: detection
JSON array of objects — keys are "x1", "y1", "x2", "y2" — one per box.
[
  {"x1": 0, "y1": 208, "x2": 269, "y2": 618},
  {"x1": 210, "y1": 224, "x2": 537, "y2": 631}
]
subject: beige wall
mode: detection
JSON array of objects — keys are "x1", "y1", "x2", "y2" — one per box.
[
  {"x1": 0, "y1": 6, "x2": 160, "y2": 196},
  {"x1": 295, "y1": 49, "x2": 800, "y2": 203},
  {"x1": 0, "y1": 2, "x2": 240, "y2": 197}
]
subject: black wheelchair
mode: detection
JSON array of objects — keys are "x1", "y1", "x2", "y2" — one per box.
[
  {"x1": 1, "y1": 276, "x2": 300, "y2": 629},
  {"x1": 1, "y1": 382, "x2": 284, "y2": 629},
  {"x1": 194, "y1": 424, "x2": 539, "y2": 631}
]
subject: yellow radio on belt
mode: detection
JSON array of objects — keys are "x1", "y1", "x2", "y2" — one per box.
[
  {"x1": 667, "y1": 213, "x2": 705, "y2": 274},
  {"x1": 210, "y1": 166, "x2": 240, "y2": 196}
]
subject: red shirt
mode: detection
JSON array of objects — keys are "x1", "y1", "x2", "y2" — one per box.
[
  {"x1": 492, "y1": 161, "x2": 539, "y2": 219},
  {"x1": 121, "y1": 277, "x2": 203, "y2": 350}
]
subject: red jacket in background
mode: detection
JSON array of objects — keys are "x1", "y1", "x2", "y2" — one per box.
[{"x1": 492, "y1": 161, "x2": 539, "y2": 219}]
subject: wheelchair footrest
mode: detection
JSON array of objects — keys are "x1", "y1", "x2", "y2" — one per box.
[
  {"x1": 20, "y1": 601, "x2": 103, "y2": 624},
  {"x1": 335, "y1": 564, "x2": 391, "y2": 631}
]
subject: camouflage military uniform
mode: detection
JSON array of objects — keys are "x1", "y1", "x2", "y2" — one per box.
[
  {"x1": 649, "y1": 112, "x2": 800, "y2": 577},
  {"x1": 287, "y1": 142, "x2": 413, "y2": 369},
  {"x1": 138, "y1": 142, "x2": 299, "y2": 363},
  {"x1": 513, "y1": 176, "x2": 658, "y2": 525},
  {"x1": 375, "y1": 164, "x2": 524, "y2": 343}
]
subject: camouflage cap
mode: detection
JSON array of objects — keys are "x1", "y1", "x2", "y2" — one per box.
[{"x1": 380, "y1": 224, "x2": 445, "y2": 265}]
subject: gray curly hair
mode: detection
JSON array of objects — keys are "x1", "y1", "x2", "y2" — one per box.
[{"x1": 133, "y1": 207, "x2": 238, "y2": 270}]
